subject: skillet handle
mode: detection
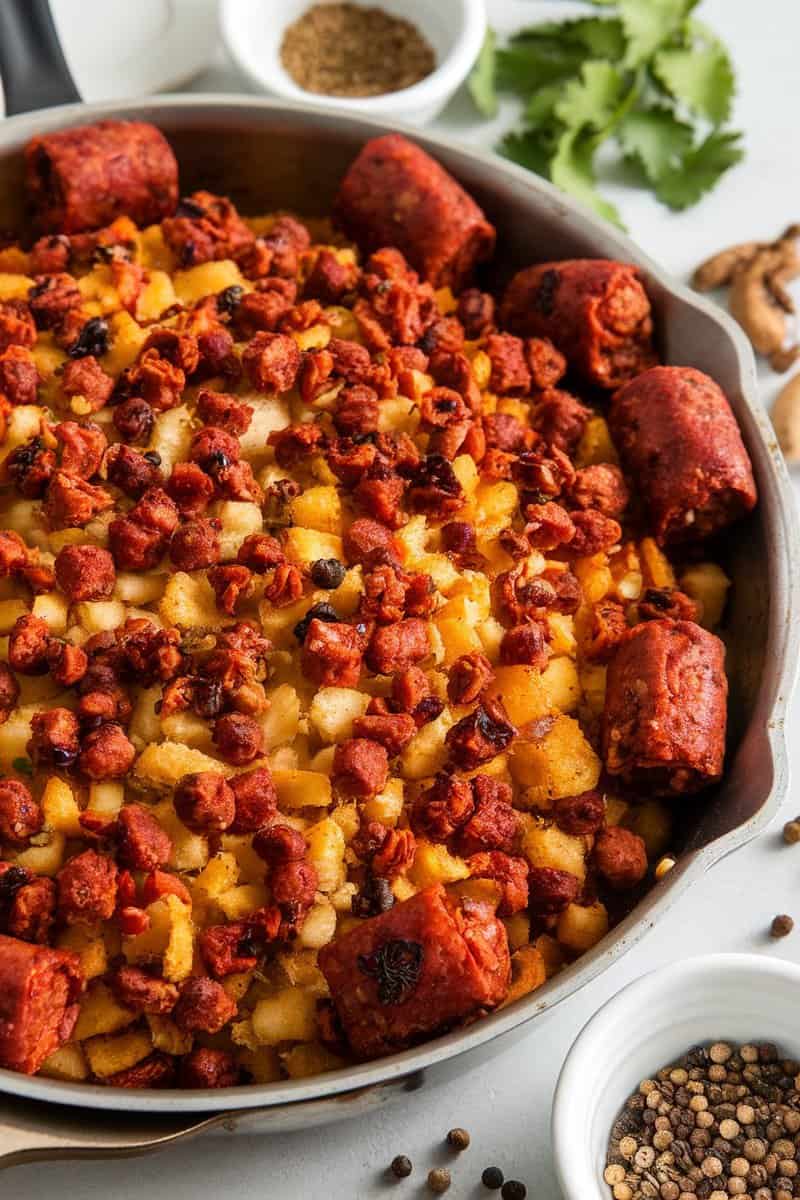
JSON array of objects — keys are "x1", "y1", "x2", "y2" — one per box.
[
  {"x1": 0, "y1": 0, "x2": 81, "y2": 116},
  {"x1": 0, "y1": 1092, "x2": 221, "y2": 1169}
]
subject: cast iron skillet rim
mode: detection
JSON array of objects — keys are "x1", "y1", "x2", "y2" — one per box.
[{"x1": 0, "y1": 93, "x2": 795, "y2": 1113}]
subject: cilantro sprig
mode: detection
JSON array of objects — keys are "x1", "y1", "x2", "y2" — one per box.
[{"x1": 468, "y1": 1, "x2": 743, "y2": 227}]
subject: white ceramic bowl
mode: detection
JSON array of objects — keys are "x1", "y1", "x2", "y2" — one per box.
[
  {"x1": 552, "y1": 954, "x2": 800, "y2": 1200},
  {"x1": 220, "y1": 0, "x2": 486, "y2": 125}
]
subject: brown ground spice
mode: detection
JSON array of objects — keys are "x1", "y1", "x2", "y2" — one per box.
[{"x1": 279, "y1": 3, "x2": 436, "y2": 97}]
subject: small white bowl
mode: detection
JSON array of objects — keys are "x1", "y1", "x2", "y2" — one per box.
[
  {"x1": 552, "y1": 954, "x2": 800, "y2": 1200},
  {"x1": 220, "y1": 0, "x2": 486, "y2": 126}
]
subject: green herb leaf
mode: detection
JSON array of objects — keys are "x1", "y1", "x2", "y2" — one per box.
[
  {"x1": 468, "y1": 28, "x2": 498, "y2": 118},
  {"x1": 550, "y1": 127, "x2": 623, "y2": 228},
  {"x1": 500, "y1": 128, "x2": 556, "y2": 178},
  {"x1": 653, "y1": 41, "x2": 735, "y2": 126},
  {"x1": 555, "y1": 60, "x2": 626, "y2": 133},
  {"x1": 619, "y1": 0, "x2": 694, "y2": 66},
  {"x1": 12, "y1": 756, "x2": 33, "y2": 776},
  {"x1": 495, "y1": 41, "x2": 586, "y2": 94},
  {"x1": 511, "y1": 17, "x2": 626, "y2": 62},
  {"x1": 524, "y1": 83, "x2": 566, "y2": 130},
  {"x1": 654, "y1": 130, "x2": 744, "y2": 210},
  {"x1": 618, "y1": 107, "x2": 694, "y2": 182}
]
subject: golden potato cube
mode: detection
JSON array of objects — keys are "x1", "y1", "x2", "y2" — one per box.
[
  {"x1": 147, "y1": 404, "x2": 194, "y2": 475},
  {"x1": 194, "y1": 852, "x2": 241, "y2": 900},
  {"x1": 0, "y1": 599, "x2": 29, "y2": 635},
  {"x1": 475, "y1": 481, "x2": 519, "y2": 534},
  {"x1": 639, "y1": 537, "x2": 675, "y2": 588},
  {"x1": 535, "y1": 933, "x2": 565, "y2": 977},
  {"x1": 127, "y1": 685, "x2": 162, "y2": 749},
  {"x1": 452, "y1": 454, "x2": 479, "y2": 497},
  {"x1": 362, "y1": 776, "x2": 404, "y2": 826},
  {"x1": 627, "y1": 801, "x2": 671, "y2": 857},
  {"x1": 511, "y1": 715, "x2": 601, "y2": 806},
  {"x1": 40, "y1": 1043, "x2": 88, "y2": 1082},
  {"x1": 73, "y1": 981, "x2": 135, "y2": 1041},
  {"x1": 488, "y1": 665, "x2": 551, "y2": 727},
  {"x1": 217, "y1": 883, "x2": 269, "y2": 920},
  {"x1": 400, "y1": 708, "x2": 453, "y2": 780},
  {"x1": 557, "y1": 901, "x2": 609, "y2": 952},
  {"x1": 240, "y1": 396, "x2": 291, "y2": 464},
  {"x1": 305, "y1": 817, "x2": 345, "y2": 892},
  {"x1": 147, "y1": 1015, "x2": 192, "y2": 1056},
  {"x1": 57, "y1": 924, "x2": 108, "y2": 981},
  {"x1": 159, "y1": 571, "x2": 223, "y2": 630},
  {"x1": 576, "y1": 416, "x2": 618, "y2": 466},
  {"x1": 160, "y1": 710, "x2": 213, "y2": 751},
  {"x1": 409, "y1": 840, "x2": 470, "y2": 889},
  {"x1": 235, "y1": 1045, "x2": 282, "y2": 1084},
  {"x1": 0, "y1": 272, "x2": 34, "y2": 300},
  {"x1": 502, "y1": 945, "x2": 547, "y2": 1008},
  {"x1": 73, "y1": 599, "x2": 127, "y2": 635},
  {"x1": 331, "y1": 802, "x2": 360, "y2": 843},
  {"x1": 521, "y1": 819, "x2": 587, "y2": 882},
  {"x1": 580, "y1": 665, "x2": 607, "y2": 718},
  {"x1": 297, "y1": 898, "x2": 337, "y2": 950},
  {"x1": 0, "y1": 703, "x2": 36, "y2": 769},
  {"x1": 284, "y1": 527, "x2": 343, "y2": 564},
  {"x1": 41, "y1": 776, "x2": 82, "y2": 837},
  {"x1": 261, "y1": 684, "x2": 301, "y2": 750},
  {"x1": 574, "y1": 556, "x2": 613, "y2": 604},
  {"x1": 547, "y1": 613, "x2": 577, "y2": 657},
  {"x1": 291, "y1": 486, "x2": 342, "y2": 534},
  {"x1": 273, "y1": 769, "x2": 332, "y2": 809},
  {"x1": 280, "y1": 1042, "x2": 345, "y2": 1078},
  {"x1": 308, "y1": 687, "x2": 369, "y2": 743},
  {"x1": 221, "y1": 971, "x2": 254, "y2": 1003},
  {"x1": 542, "y1": 656, "x2": 581, "y2": 713},
  {"x1": 133, "y1": 741, "x2": 231, "y2": 793},
  {"x1": 503, "y1": 912, "x2": 531, "y2": 952},
  {"x1": 135, "y1": 270, "x2": 176, "y2": 322},
  {"x1": 113, "y1": 572, "x2": 166, "y2": 605},
  {"x1": 435, "y1": 615, "x2": 484, "y2": 665},
  {"x1": 680, "y1": 562, "x2": 730, "y2": 630},
  {"x1": 394, "y1": 513, "x2": 428, "y2": 563},
  {"x1": 83, "y1": 1029, "x2": 153, "y2": 1079},
  {"x1": 214, "y1": 500, "x2": 264, "y2": 561},
  {"x1": 31, "y1": 592, "x2": 69, "y2": 636},
  {"x1": 173, "y1": 259, "x2": 245, "y2": 305},
  {"x1": 101, "y1": 311, "x2": 147, "y2": 376},
  {"x1": 162, "y1": 894, "x2": 195, "y2": 983},
  {"x1": 150, "y1": 799, "x2": 210, "y2": 872},
  {"x1": 14, "y1": 832, "x2": 66, "y2": 877},
  {"x1": 251, "y1": 987, "x2": 317, "y2": 1045},
  {"x1": 220, "y1": 834, "x2": 266, "y2": 884}
]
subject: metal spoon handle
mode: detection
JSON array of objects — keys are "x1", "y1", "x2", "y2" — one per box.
[{"x1": 0, "y1": 0, "x2": 81, "y2": 116}]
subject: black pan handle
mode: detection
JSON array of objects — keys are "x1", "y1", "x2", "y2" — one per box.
[{"x1": 0, "y1": 0, "x2": 81, "y2": 116}]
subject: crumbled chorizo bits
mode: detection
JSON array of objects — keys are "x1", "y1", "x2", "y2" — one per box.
[{"x1": 0, "y1": 120, "x2": 754, "y2": 1088}]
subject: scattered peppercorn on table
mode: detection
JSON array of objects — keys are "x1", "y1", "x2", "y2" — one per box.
[{"x1": 8, "y1": 0, "x2": 800, "y2": 1197}]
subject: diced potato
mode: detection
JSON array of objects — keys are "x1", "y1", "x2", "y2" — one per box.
[
  {"x1": 501, "y1": 945, "x2": 547, "y2": 1007},
  {"x1": 409, "y1": 840, "x2": 470, "y2": 888},
  {"x1": 535, "y1": 932, "x2": 565, "y2": 977},
  {"x1": 83, "y1": 1029, "x2": 153, "y2": 1078},
  {"x1": 123, "y1": 894, "x2": 194, "y2": 982},
  {"x1": 194, "y1": 852, "x2": 241, "y2": 900},
  {"x1": 503, "y1": 912, "x2": 531, "y2": 952},
  {"x1": 395, "y1": 514, "x2": 428, "y2": 563},
  {"x1": 415, "y1": 552, "x2": 460, "y2": 593},
  {"x1": 150, "y1": 799, "x2": 210, "y2": 872},
  {"x1": 308, "y1": 687, "x2": 368, "y2": 743},
  {"x1": 280, "y1": 1042, "x2": 345, "y2": 1078},
  {"x1": 0, "y1": 272, "x2": 34, "y2": 300},
  {"x1": 639, "y1": 537, "x2": 675, "y2": 589},
  {"x1": 147, "y1": 403, "x2": 194, "y2": 476},
  {"x1": 239, "y1": 396, "x2": 291, "y2": 464},
  {"x1": 580, "y1": 665, "x2": 607, "y2": 718},
  {"x1": 127, "y1": 685, "x2": 163, "y2": 749},
  {"x1": 42, "y1": 776, "x2": 82, "y2": 837},
  {"x1": 435, "y1": 615, "x2": 484, "y2": 664},
  {"x1": 291, "y1": 486, "x2": 342, "y2": 534},
  {"x1": 400, "y1": 708, "x2": 453, "y2": 780},
  {"x1": 214, "y1": 500, "x2": 264, "y2": 561},
  {"x1": 235, "y1": 1045, "x2": 283, "y2": 1083},
  {"x1": 73, "y1": 981, "x2": 135, "y2": 1040},
  {"x1": 521, "y1": 820, "x2": 587, "y2": 882},
  {"x1": 574, "y1": 557, "x2": 613, "y2": 604},
  {"x1": 284, "y1": 526, "x2": 343, "y2": 564},
  {"x1": 547, "y1": 614, "x2": 576, "y2": 657},
  {"x1": 57, "y1": 924, "x2": 107, "y2": 980},
  {"x1": 475, "y1": 481, "x2": 518, "y2": 534},
  {"x1": 0, "y1": 599, "x2": 29, "y2": 634},
  {"x1": 542, "y1": 656, "x2": 581, "y2": 713},
  {"x1": 261, "y1": 684, "x2": 301, "y2": 750},
  {"x1": 133, "y1": 741, "x2": 231, "y2": 792},
  {"x1": 160, "y1": 710, "x2": 213, "y2": 751},
  {"x1": 221, "y1": 971, "x2": 254, "y2": 1002},
  {"x1": 452, "y1": 454, "x2": 479, "y2": 497},
  {"x1": 259, "y1": 592, "x2": 310, "y2": 647},
  {"x1": 576, "y1": 416, "x2": 618, "y2": 466},
  {"x1": 40, "y1": 1043, "x2": 88, "y2": 1082},
  {"x1": 173, "y1": 259, "x2": 245, "y2": 304},
  {"x1": 147, "y1": 1015, "x2": 192, "y2": 1056},
  {"x1": 31, "y1": 592, "x2": 69, "y2": 636},
  {"x1": 557, "y1": 901, "x2": 609, "y2": 952},
  {"x1": 626, "y1": 800, "x2": 671, "y2": 857},
  {"x1": 217, "y1": 883, "x2": 269, "y2": 920},
  {"x1": 680, "y1": 562, "x2": 730, "y2": 629},
  {"x1": 0, "y1": 405, "x2": 46, "y2": 469},
  {"x1": 273, "y1": 768, "x2": 332, "y2": 809},
  {"x1": 511, "y1": 715, "x2": 601, "y2": 806},
  {"x1": 101, "y1": 311, "x2": 147, "y2": 376},
  {"x1": 297, "y1": 898, "x2": 337, "y2": 949},
  {"x1": 362, "y1": 776, "x2": 404, "y2": 826},
  {"x1": 135, "y1": 270, "x2": 176, "y2": 322},
  {"x1": 159, "y1": 571, "x2": 223, "y2": 630},
  {"x1": 114, "y1": 573, "x2": 167, "y2": 605},
  {"x1": 305, "y1": 817, "x2": 345, "y2": 892},
  {"x1": 605, "y1": 795, "x2": 629, "y2": 827},
  {"x1": 251, "y1": 987, "x2": 317, "y2": 1045},
  {"x1": 14, "y1": 831, "x2": 66, "y2": 876},
  {"x1": 0, "y1": 703, "x2": 36, "y2": 769},
  {"x1": 488, "y1": 665, "x2": 551, "y2": 727},
  {"x1": 478, "y1": 616, "x2": 506, "y2": 661},
  {"x1": 220, "y1": 834, "x2": 265, "y2": 884},
  {"x1": 73, "y1": 600, "x2": 127, "y2": 635}
]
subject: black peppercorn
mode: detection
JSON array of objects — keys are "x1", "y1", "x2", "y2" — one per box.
[
  {"x1": 390, "y1": 1155, "x2": 412, "y2": 1179},
  {"x1": 501, "y1": 1183, "x2": 526, "y2": 1200},
  {"x1": 293, "y1": 602, "x2": 340, "y2": 643},
  {"x1": 67, "y1": 316, "x2": 109, "y2": 359},
  {"x1": 482, "y1": 1166, "x2": 504, "y2": 1190},
  {"x1": 427, "y1": 1167, "x2": 450, "y2": 1194}
]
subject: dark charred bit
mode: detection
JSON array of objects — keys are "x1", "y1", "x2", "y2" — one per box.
[
  {"x1": 68, "y1": 316, "x2": 110, "y2": 359},
  {"x1": 534, "y1": 268, "x2": 559, "y2": 317},
  {"x1": 357, "y1": 938, "x2": 423, "y2": 1004},
  {"x1": 351, "y1": 873, "x2": 395, "y2": 918},
  {"x1": 293, "y1": 603, "x2": 340, "y2": 643}
]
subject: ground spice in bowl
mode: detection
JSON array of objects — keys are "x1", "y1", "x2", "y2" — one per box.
[
  {"x1": 605, "y1": 1041, "x2": 800, "y2": 1200},
  {"x1": 279, "y1": 3, "x2": 436, "y2": 97}
]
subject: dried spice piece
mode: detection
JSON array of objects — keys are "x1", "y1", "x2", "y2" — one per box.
[
  {"x1": 280, "y1": 3, "x2": 436, "y2": 98},
  {"x1": 482, "y1": 1166, "x2": 505, "y2": 1190},
  {"x1": 446, "y1": 1127, "x2": 471, "y2": 1151},
  {"x1": 357, "y1": 938, "x2": 423, "y2": 1004},
  {"x1": 771, "y1": 913, "x2": 794, "y2": 938},
  {"x1": 67, "y1": 316, "x2": 109, "y2": 359},
  {"x1": 427, "y1": 1167, "x2": 451, "y2": 1194},
  {"x1": 390, "y1": 1155, "x2": 413, "y2": 1179}
]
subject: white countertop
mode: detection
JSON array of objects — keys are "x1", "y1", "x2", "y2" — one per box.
[{"x1": 18, "y1": 1, "x2": 800, "y2": 1196}]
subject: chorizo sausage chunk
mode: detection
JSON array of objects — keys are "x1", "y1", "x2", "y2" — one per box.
[
  {"x1": 602, "y1": 619, "x2": 727, "y2": 795},
  {"x1": 334, "y1": 134, "x2": 495, "y2": 289},
  {"x1": 319, "y1": 884, "x2": 509, "y2": 1059},
  {"x1": 500, "y1": 259, "x2": 655, "y2": 388},
  {"x1": 0, "y1": 934, "x2": 83, "y2": 1074},
  {"x1": 609, "y1": 366, "x2": 757, "y2": 544}
]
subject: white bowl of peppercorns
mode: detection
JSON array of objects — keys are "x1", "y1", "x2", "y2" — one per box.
[{"x1": 552, "y1": 955, "x2": 800, "y2": 1200}]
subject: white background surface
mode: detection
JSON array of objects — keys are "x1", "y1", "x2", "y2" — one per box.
[{"x1": 13, "y1": 1, "x2": 800, "y2": 1196}]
